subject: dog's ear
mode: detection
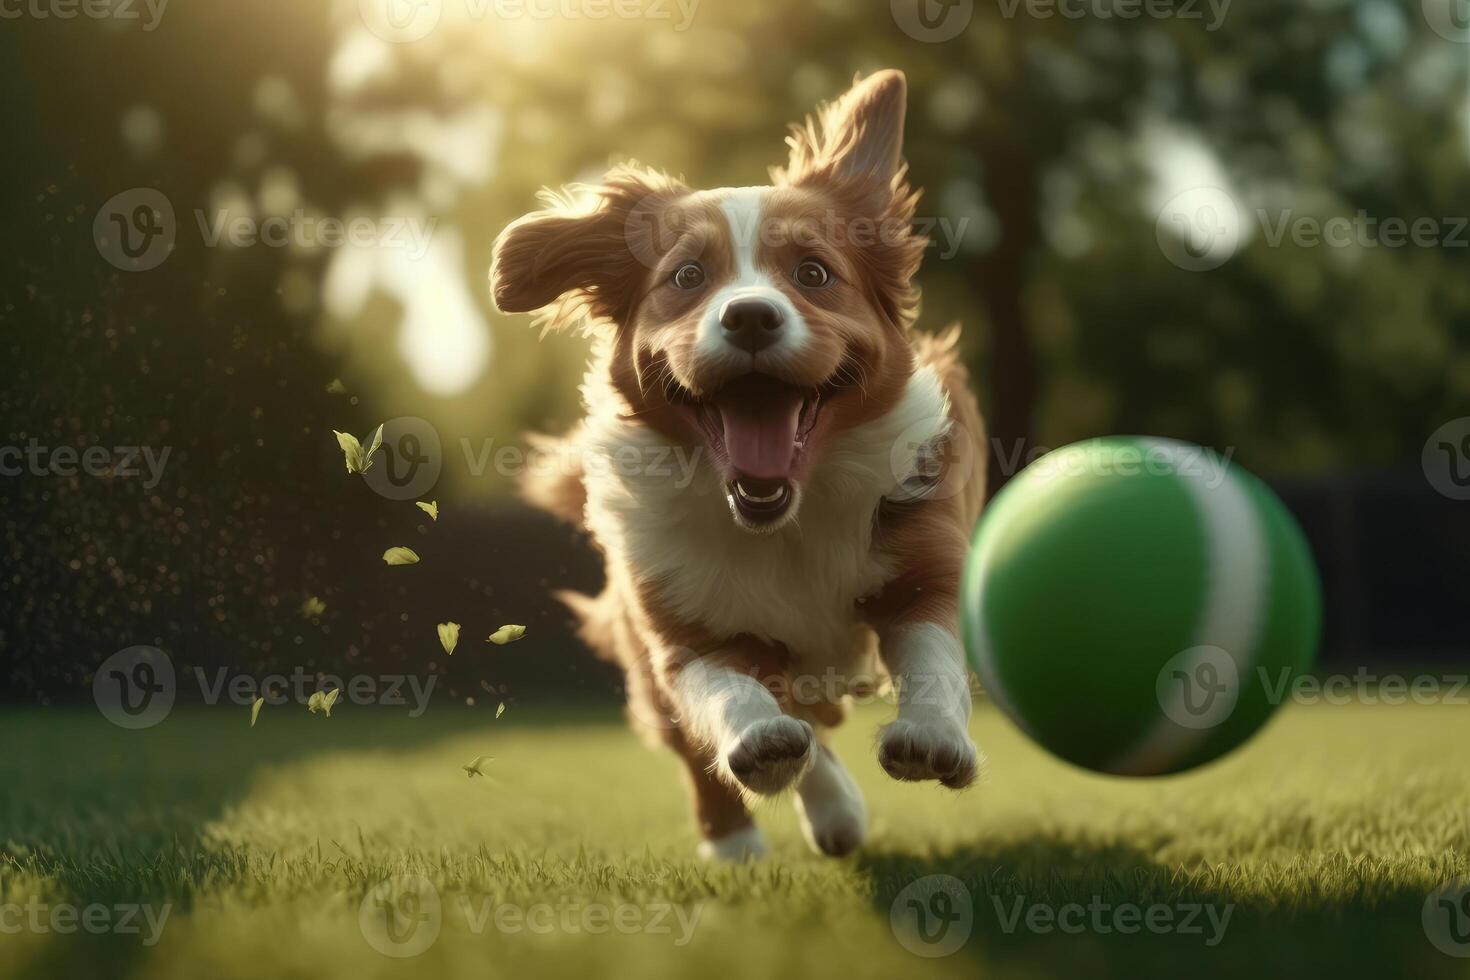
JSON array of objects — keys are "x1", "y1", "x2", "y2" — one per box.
[
  {"x1": 777, "y1": 69, "x2": 908, "y2": 188},
  {"x1": 776, "y1": 70, "x2": 927, "y2": 330},
  {"x1": 491, "y1": 166, "x2": 687, "y2": 332}
]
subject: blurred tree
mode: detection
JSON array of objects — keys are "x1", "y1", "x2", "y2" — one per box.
[
  {"x1": 296, "y1": 0, "x2": 1469, "y2": 487},
  {"x1": 3, "y1": 0, "x2": 1468, "y2": 697}
]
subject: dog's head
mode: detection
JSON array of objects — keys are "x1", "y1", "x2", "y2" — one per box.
[{"x1": 492, "y1": 70, "x2": 928, "y2": 533}]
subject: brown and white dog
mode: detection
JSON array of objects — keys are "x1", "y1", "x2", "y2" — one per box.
[{"x1": 491, "y1": 70, "x2": 986, "y2": 861}]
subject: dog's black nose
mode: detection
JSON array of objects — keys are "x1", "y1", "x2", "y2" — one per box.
[{"x1": 719, "y1": 297, "x2": 784, "y2": 353}]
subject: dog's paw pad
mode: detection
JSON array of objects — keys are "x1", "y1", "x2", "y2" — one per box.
[
  {"x1": 878, "y1": 718, "x2": 979, "y2": 788},
  {"x1": 724, "y1": 717, "x2": 815, "y2": 795}
]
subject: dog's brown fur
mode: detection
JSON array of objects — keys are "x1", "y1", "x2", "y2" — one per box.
[{"x1": 493, "y1": 70, "x2": 985, "y2": 857}]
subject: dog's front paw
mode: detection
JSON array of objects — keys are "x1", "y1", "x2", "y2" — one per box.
[
  {"x1": 878, "y1": 718, "x2": 979, "y2": 788},
  {"x1": 724, "y1": 716, "x2": 815, "y2": 795}
]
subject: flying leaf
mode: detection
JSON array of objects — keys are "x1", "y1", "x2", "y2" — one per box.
[
  {"x1": 308, "y1": 688, "x2": 341, "y2": 718},
  {"x1": 300, "y1": 596, "x2": 326, "y2": 618},
  {"x1": 416, "y1": 500, "x2": 439, "y2": 521},
  {"x1": 333, "y1": 430, "x2": 365, "y2": 474},
  {"x1": 382, "y1": 547, "x2": 420, "y2": 566},
  {"x1": 496, "y1": 701, "x2": 506, "y2": 719},
  {"x1": 325, "y1": 378, "x2": 347, "y2": 395},
  {"x1": 487, "y1": 625, "x2": 527, "y2": 645},
  {"x1": 462, "y1": 755, "x2": 494, "y2": 778},
  {"x1": 362, "y1": 424, "x2": 384, "y2": 473},
  {"x1": 332, "y1": 424, "x2": 385, "y2": 474},
  {"x1": 250, "y1": 697, "x2": 265, "y2": 728},
  {"x1": 438, "y1": 621, "x2": 460, "y2": 656}
]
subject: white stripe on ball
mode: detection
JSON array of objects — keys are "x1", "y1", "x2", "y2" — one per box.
[{"x1": 1106, "y1": 439, "x2": 1270, "y2": 775}]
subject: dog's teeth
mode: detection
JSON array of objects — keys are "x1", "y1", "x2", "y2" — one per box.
[{"x1": 736, "y1": 483, "x2": 784, "y2": 504}]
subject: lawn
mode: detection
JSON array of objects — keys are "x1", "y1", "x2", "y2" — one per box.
[{"x1": 2, "y1": 698, "x2": 1468, "y2": 979}]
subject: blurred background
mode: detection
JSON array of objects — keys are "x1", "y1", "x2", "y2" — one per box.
[{"x1": 1, "y1": 0, "x2": 1467, "y2": 708}]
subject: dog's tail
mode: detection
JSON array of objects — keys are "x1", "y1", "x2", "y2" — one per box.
[
  {"x1": 523, "y1": 428, "x2": 614, "y2": 661},
  {"x1": 554, "y1": 586, "x2": 621, "y2": 665},
  {"x1": 520, "y1": 428, "x2": 587, "y2": 526}
]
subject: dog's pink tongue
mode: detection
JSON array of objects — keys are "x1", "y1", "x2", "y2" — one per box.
[{"x1": 715, "y1": 378, "x2": 804, "y2": 480}]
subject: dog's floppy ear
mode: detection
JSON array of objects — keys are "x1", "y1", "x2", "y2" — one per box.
[
  {"x1": 777, "y1": 69, "x2": 908, "y2": 188},
  {"x1": 491, "y1": 165, "x2": 687, "y2": 332}
]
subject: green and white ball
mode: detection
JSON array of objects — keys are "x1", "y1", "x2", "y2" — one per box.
[{"x1": 962, "y1": 437, "x2": 1321, "y2": 776}]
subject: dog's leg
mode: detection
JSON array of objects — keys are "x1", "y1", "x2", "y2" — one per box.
[
  {"x1": 664, "y1": 727, "x2": 766, "y2": 862},
  {"x1": 624, "y1": 647, "x2": 765, "y2": 861},
  {"x1": 876, "y1": 621, "x2": 980, "y2": 788},
  {"x1": 793, "y1": 741, "x2": 867, "y2": 856},
  {"x1": 670, "y1": 651, "x2": 815, "y2": 797}
]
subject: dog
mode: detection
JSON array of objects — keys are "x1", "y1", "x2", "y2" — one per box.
[{"x1": 490, "y1": 70, "x2": 986, "y2": 861}]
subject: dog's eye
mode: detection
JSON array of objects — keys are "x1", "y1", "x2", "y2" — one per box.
[
  {"x1": 794, "y1": 259, "x2": 831, "y2": 289},
  {"x1": 671, "y1": 261, "x2": 705, "y2": 290}
]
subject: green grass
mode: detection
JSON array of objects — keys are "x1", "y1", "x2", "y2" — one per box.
[{"x1": 2, "y1": 699, "x2": 1469, "y2": 979}]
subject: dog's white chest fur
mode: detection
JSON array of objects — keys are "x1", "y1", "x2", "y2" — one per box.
[{"x1": 580, "y1": 366, "x2": 952, "y2": 664}]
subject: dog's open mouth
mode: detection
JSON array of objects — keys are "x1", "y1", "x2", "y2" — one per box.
[{"x1": 677, "y1": 373, "x2": 823, "y2": 527}]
